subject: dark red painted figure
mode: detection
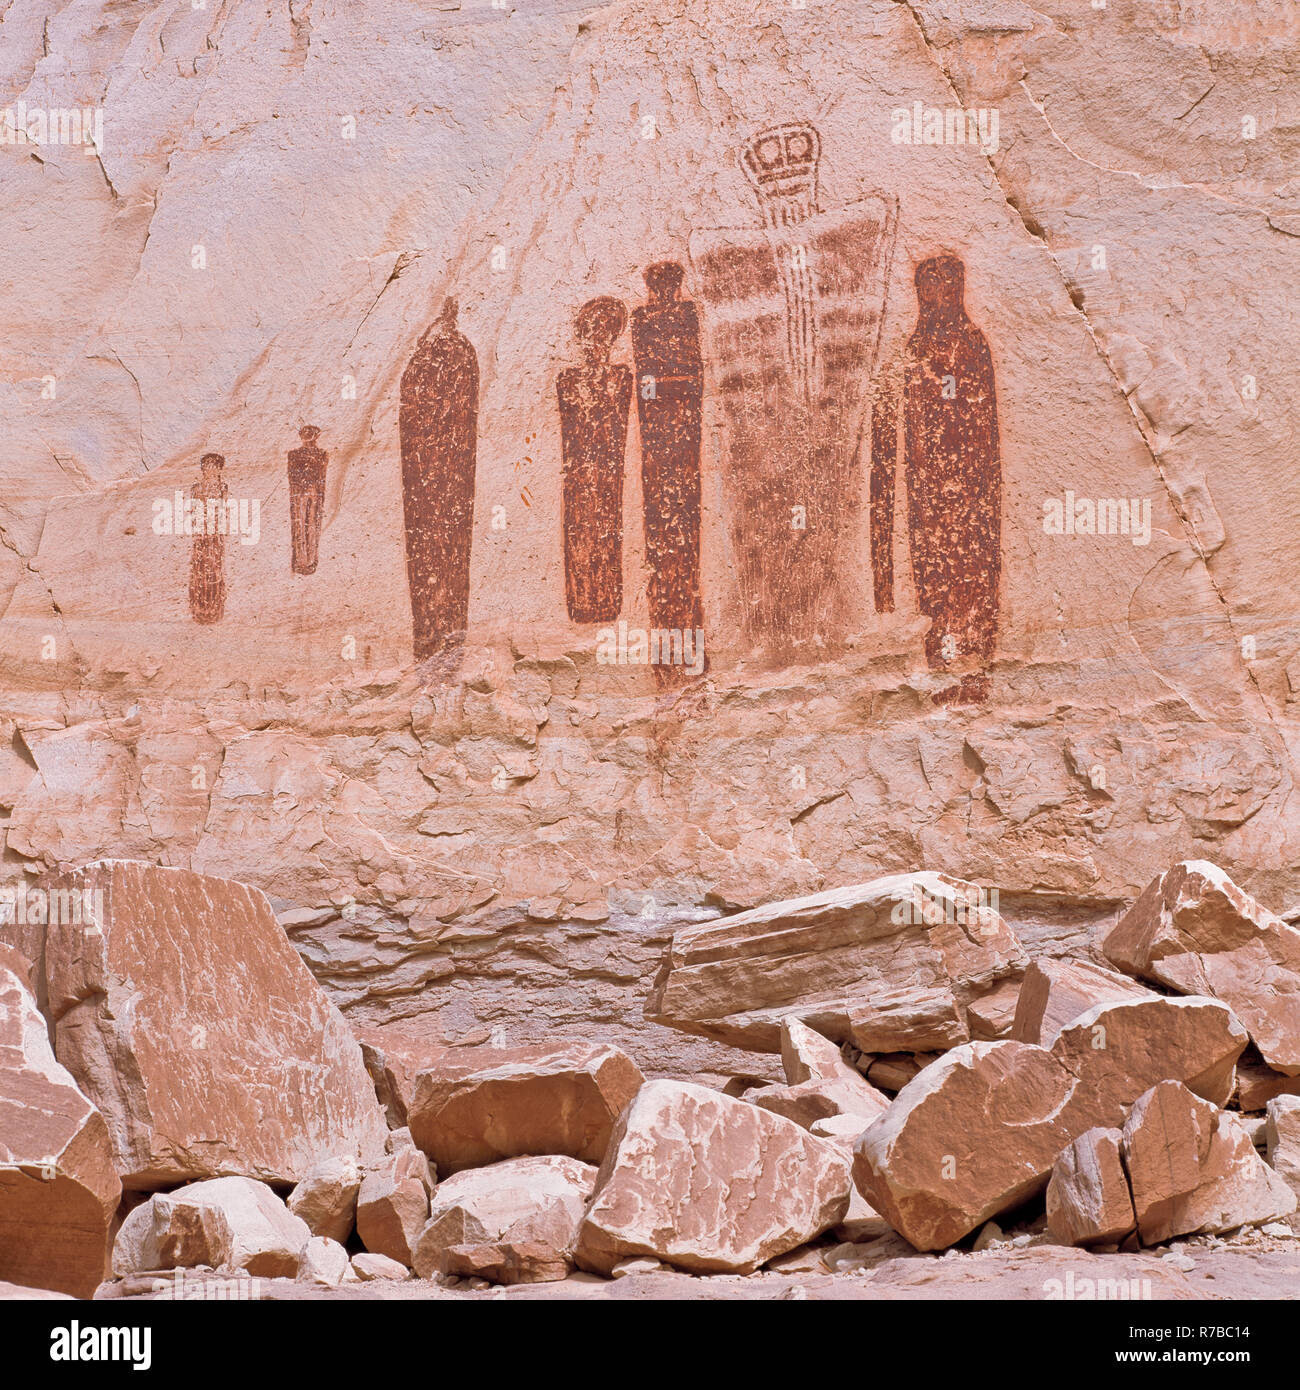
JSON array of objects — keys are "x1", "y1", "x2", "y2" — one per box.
[
  {"x1": 898, "y1": 254, "x2": 1001, "y2": 704},
  {"x1": 287, "y1": 424, "x2": 327, "y2": 575},
  {"x1": 557, "y1": 296, "x2": 631, "y2": 623},
  {"x1": 188, "y1": 452, "x2": 227, "y2": 625},
  {"x1": 399, "y1": 298, "x2": 479, "y2": 666},
  {"x1": 869, "y1": 367, "x2": 899, "y2": 615},
  {"x1": 631, "y1": 262, "x2": 706, "y2": 686}
]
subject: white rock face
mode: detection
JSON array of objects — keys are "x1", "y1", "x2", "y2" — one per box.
[{"x1": 1, "y1": 0, "x2": 1298, "y2": 1065}]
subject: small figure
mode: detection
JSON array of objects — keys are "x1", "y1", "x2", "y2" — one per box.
[
  {"x1": 188, "y1": 452, "x2": 227, "y2": 624},
  {"x1": 287, "y1": 425, "x2": 327, "y2": 575}
]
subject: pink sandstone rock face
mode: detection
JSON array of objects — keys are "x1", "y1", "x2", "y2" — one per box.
[
  {"x1": 1046, "y1": 1128, "x2": 1136, "y2": 1248},
  {"x1": 0, "y1": 944, "x2": 121, "y2": 1298},
  {"x1": 2, "y1": 861, "x2": 388, "y2": 1189},
  {"x1": 576, "y1": 1081, "x2": 852, "y2": 1275},
  {"x1": 407, "y1": 1041, "x2": 644, "y2": 1175},
  {"x1": 287, "y1": 1156, "x2": 361, "y2": 1245},
  {"x1": 854, "y1": 996, "x2": 1246, "y2": 1249},
  {"x1": 1102, "y1": 862, "x2": 1300, "y2": 1075},
  {"x1": 646, "y1": 873, "x2": 1025, "y2": 1054},
  {"x1": 1121, "y1": 1082, "x2": 1296, "y2": 1244}
]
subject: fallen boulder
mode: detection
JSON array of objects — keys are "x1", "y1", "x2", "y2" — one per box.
[
  {"x1": 1011, "y1": 958, "x2": 1154, "y2": 1047},
  {"x1": 1045, "y1": 1127, "x2": 1135, "y2": 1247},
  {"x1": 1122, "y1": 1081, "x2": 1296, "y2": 1244},
  {"x1": 645, "y1": 873, "x2": 1024, "y2": 1054},
  {"x1": 1101, "y1": 861, "x2": 1300, "y2": 1075},
  {"x1": 297, "y1": 1236, "x2": 354, "y2": 1286},
  {"x1": 112, "y1": 1176, "x2": 311, "y2": 1278},
  {"x1": 2, "y1": 861, "x2": 388, "y2": 1187},
  {"x1": 0, "y1": 945, "x2": 121, "y2": 1297},
  {"x1": 854, "y1": 996, "x2": 1246, "y2": 1249},
  {"x1": 356, "y1": 1133, "x2": 434, "y2": 1267},
  {"x1": 1264, "y1": 1095, "x2": 1300, "y2": 1217},
  {"x1": 408, "y1": 1041, "x2": 643, "y2": 1174},
  {"x1": 287, "y1": 1155, "x2": 361, "y2": 1244},
  {"x1": 441, "y1": 1241, "x2": 571, "y2": 1285},
  {"x1": 575, "y1": 1081, "x2": 852, "y2": 1275},
  {"x1": 351, "y1": 1252, "x2": 411, "y2": 1281},
  {"x1": 412, "y1": 1154, "x2": 596, "y2": 1280}
]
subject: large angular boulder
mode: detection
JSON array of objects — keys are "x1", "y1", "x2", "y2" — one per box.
[
  {"x1": 1010, "y1": 957, "x2": 1154, "y2": 1047},
  {"x1": 645, "y1": 873, "x2": 1024, "y2": 1054},
  {"x1": 112, "y1": 1176, "x2": 311, "y2": 1277},
  {"x1": 355, "y1": 1143, "x2": 432, "y2": 1268},
  {"x1": 1101, "y1": 861, "x2": 1300, "y2": 1075},
  {"x1": 0, "y1": 945, "x2": 121, "y2": 1297},
  {"x1": 1265, "y1": 1094, "x2": 1300, "y2": 1200},
  {"x1": 1045, "y1": 1127, "x2": 1135, "y2": 1247},
  {"x1": 575, "y1": 1081, "x2": 852, "y2": 1275},
  {"x1": 2, "y1": 861, "x2": 388, "y2": 1187},
  {"x1": 287, "y1": 1155, "x2": 361, "y2": 1244},
  {"x1": 354, "y1": 1023, "x2": 449, "y2": 1129},
  {"x1": 407, "y1": 1041, "x2": 643, "y2": 1174},
  {"x1": 1121, "y1": 1081, "x2": 1296, "y2": 1244},
  {"x1": 854, "y1": 996, "x2": 1246, "y2": 1249},
  {"x1": 411, "y1": 1154, "x2": 597, "y2": 1280}
]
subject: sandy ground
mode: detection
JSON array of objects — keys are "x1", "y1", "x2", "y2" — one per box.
[{"x1": 92, "y1": 1227, "x2": 1300, "y2": 1301}]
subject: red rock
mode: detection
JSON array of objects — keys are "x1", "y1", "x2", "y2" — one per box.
[
  {"x1": 966, "y1": 978, "x2": 1023, "y2": 1040},
  {"x1": 1121, "y1": 1081, "x2": 1296, "y2": 1244},
  {"x1": 407, "y1": 1041, "x2": 643, "y2": 1174},
  {"x1": 356, "y1": 1139, "x2": 432, "y2": 1267},
  {"x1": 297, "y1": 1235, "x2": 354, "y2": 1286},
  {"x1": 0, "y1": 945, "x2": 121, "y2": 1297},
  {"x1": 440, "y1": 1241, "x2": 570, "y2": 1284},
  {"x1": 1102, "y1": 861, "x2": 1300, "y2": 1075},
  {"x1": 2, "y1": 861, "x2": 388, "y2": 1187},
  {"x1": 286, "y1": 1155, "x2": 360, "y2": 1243},
  {"x1": 112, "y1": 1176, "x2": 311, "y2": 1277},
  {"x1": 575, "y1": 1081, "x2": 852, "y2": 1275},
  {"x1": 412, "y1": 1154, "x2": 596, "y2": 1279},
  {"x1": 1264, "y1": 1095, "x2": 1300, "y2": 1219},
  {"x1": 750, "y1": 1077, "x2": 889, "y2": 1131},
  {"x1": 645, "y1": 873, "x2": 1024, "y2": 1054},
  {"x1": 855, "y1": 996, "x2": 1246, "y2": 1249},
  {"x1": 1010, "y1": 957, "x2": 1154, "y2": 1046},
  {"x1": 350, "y1": 1252, "x2": 411, "y2": 1281},
  {"x1": 354, "y1": 1022, "x2": 449, "y2": 1129},
  {"x1": 1235, "y1": 1059, "x2": 1300, "y2": 1112},
  {"x1": 1046, "y1": 1127, "x2": 1135, "y2": 1246}
]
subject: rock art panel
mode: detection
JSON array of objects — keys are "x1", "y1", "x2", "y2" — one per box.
[
  {"x1": 630, "y1": 262, "x2": 706, "y2": 685},
  {"x1": 187, "y1": 452, "x2": 227, "y2": 624},
  {"x1": 558, "y1": 296, "x2": 631, "y2": 624},
  {"x1": 689, "y1": 123, "x2": 898, "y2": 658},
  {"x1": 399, "y1": 297, "x2": 479, "y2": 667},
  {"x1": 287, "y1": 425, "x2": 328, "y2": 576}
]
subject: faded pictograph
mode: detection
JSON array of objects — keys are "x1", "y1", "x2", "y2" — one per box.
[
  {"x1": 399, "y1": 298, "x2": 479, "y2": 667},
  {"x1": 188, "y1": 452, "x2": 227, "y2": 625},
  {"x1": 287, "y1": 425, "x2": 327, "y2": 576},
  {"x1": 631, "y1": 261, "x2": 706, "y2": 686},
  {"x1": 690, "y1": 122, "x2": 898, "y2": 659},
  {"x1": 872, "y1": 254, "x2": 1002, "y2": 705},
  {"x1": 558, "y1": 296, "x2": 632, "y2": 624}
]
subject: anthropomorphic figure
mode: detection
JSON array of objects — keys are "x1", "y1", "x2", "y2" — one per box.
[
  {"x1": 557, "y1": 296, "x2": 632, "y2": 623},
  {"x1": 631, "y1": 261, "x2": 705, "y2": 685},
  {"x1": 899, "y1": 254, "x2": 1001, "y2": 704},
  {"x1": 188, "y1": 452, "x2": 227, "y2": 624},
  {"x1": 399, "y1": 298, "x2": 479, "y2": 666},
  {"x1": 287, "y1": 425, "x2": 327, "y2": 575}
]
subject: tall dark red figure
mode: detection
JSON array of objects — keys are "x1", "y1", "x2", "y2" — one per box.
[
  {"x1": 399, "y1": 298, "x2": 479, "y2": 666},
  {"x1": 557, "y1": 296, "x2": 631, "y2": 623},
  {"x1": 188, "y1": 452, "x2": 227, "y2": 625},
  {"x1": 898, "y1": 254, "x2": 1002, "y2": 704},
  {"x1": 631, "y1": 261, "x2": 705, "y2": 685}
]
